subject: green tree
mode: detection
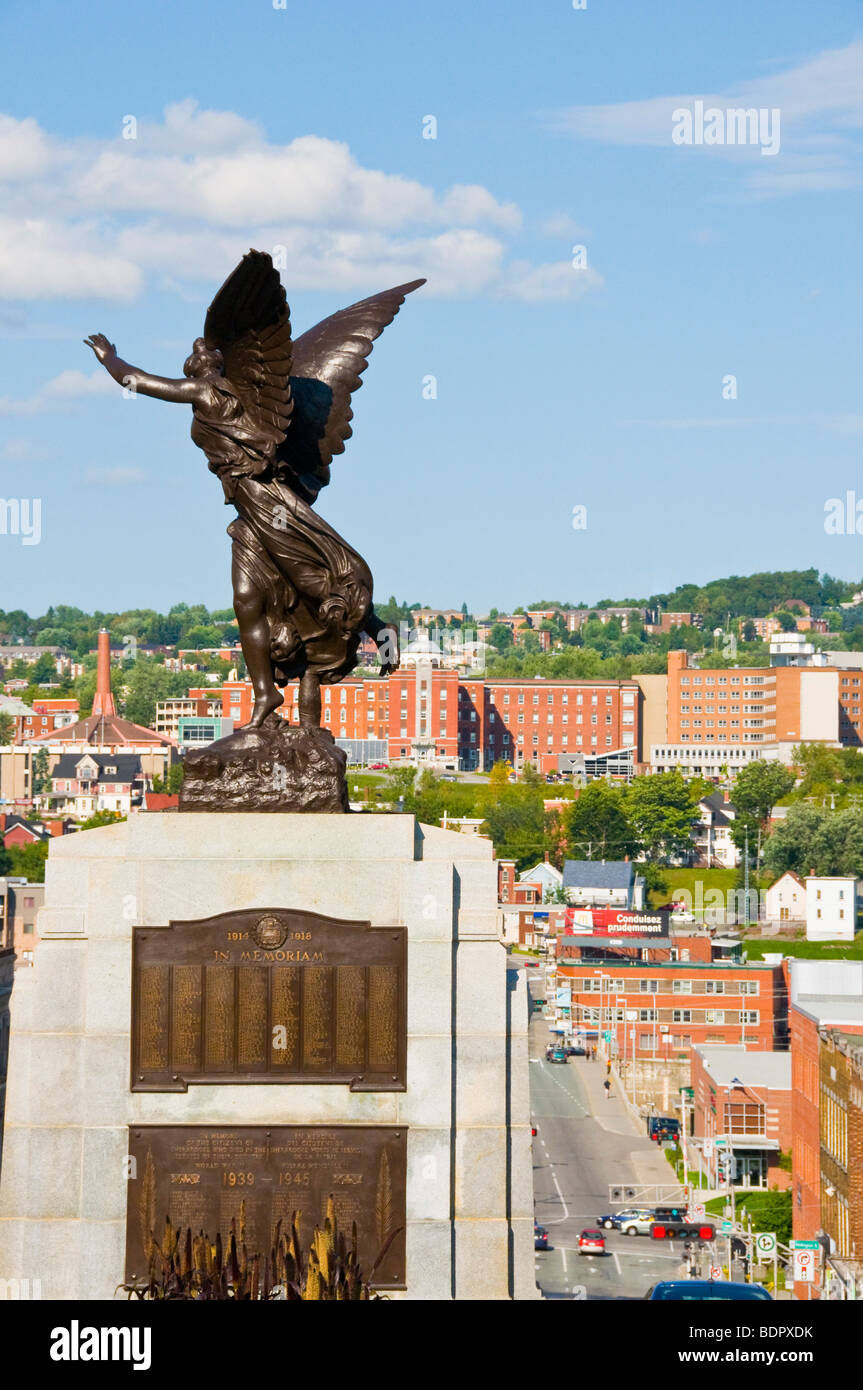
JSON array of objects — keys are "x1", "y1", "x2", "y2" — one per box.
[
  {"x1": 152, "y1": 763, "x2": 185, "y2": 794},
  {"x1": 0, "y1": 711, "x2": 14, "y2": 744},
  {"x1": 32, "y1": 747, "x2": 51, "y2": 795},
  {"x1": 760, "y1": 802, "x2": 863, "y2": 878},
  {"x1": 623, "y1": 771, "x2": 700, "y2": 863},
  {"x1": 732, "y1": 760, "x2": 795, "y2": 826},
  {"x1": 481, "y1": 786, "x2": 548, "y2": 868},
  {"x1": 5, "y1": 840, "x2": 49, "y2": 881},
  {"x1": 489, "y1": 623, "x2": 513, "y2": 651},
  {"x1": 792, "y1": 744, "x2": 844, "y2": 799},
  {"x1": 79, "y1": 810, "x2": 126, "y2": 831},
  {"x1": 565, "y1": 781, "x2": 639, "y2": 860}
]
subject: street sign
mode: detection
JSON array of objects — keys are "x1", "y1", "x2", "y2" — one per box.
[
  {"x1": 702, "y1": 1139, "x2": 714, "y2": 1159},
  {"x1": 755, "y1": 1233, "x2": 777, "y2": 1258},
  {"x1": 791, "y1": 1239, "x2": 820, "y2": 1250},
  {"x1": 720, "y1": 1220, "x2": 733, "y2": 1234},
  {"x1": 709, "y1": 1265, "x2": 723, "y2": 1280},
  {"x1": 692, "y1": 1204, "x2": 706, "y2": 1220},
  {"x1": 793, "y1": 1249, "x2": 816, "y2": 1284}
]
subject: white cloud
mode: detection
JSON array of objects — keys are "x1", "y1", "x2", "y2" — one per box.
[
  {"x1": 0, "y1": 369, "x2": 116, "y2": 416},
  {"x1": 545, "y1": 38, "x2": 863, "y2": 197},
  {"x1": 501, "y1": 259, "x2": 604, "y2": 303},
  {"x1": 1, "y1": 439, "x2": 54, "y2": 462},
  {"x1": 84, "y1": 465, "x2": 147, "y2": 486},
  {"x1": 0, "y1": 101, "x2": 584, "y2": 303},
  {"x1": 0, "y1": 215, "x2": 142, "y2": 301}
]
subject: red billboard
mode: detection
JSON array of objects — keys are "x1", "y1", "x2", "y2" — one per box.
[{"x1": 564, "y1": 907, "x2": 671, "y2": 938}]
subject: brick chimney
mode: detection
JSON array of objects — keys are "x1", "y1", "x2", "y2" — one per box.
[{"x1": 91, "y1": 628, "x2": 116, "y2": 717}]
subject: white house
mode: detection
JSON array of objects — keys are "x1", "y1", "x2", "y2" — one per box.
[
  {"x1": 693, "y1": 792, "x2": 740, "y2": 868},
  {"x1": 764, "y1": 871, "x2": 807, "y2": 924},
  {"x1": 519, "y1": 860, "x2": 564, "y2": 900},
  {"x1": 806, "y1": 876, "x2": 857, "y2": 942}
]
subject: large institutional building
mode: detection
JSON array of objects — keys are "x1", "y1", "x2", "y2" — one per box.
[{"x1": 178, "y1": 671, "x2": 643, "y2": 773}]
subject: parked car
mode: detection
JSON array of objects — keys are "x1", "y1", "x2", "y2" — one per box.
[
  {"x1": 645, "y1": 1280, "x2": 772, "y2": 1301},
  {"x1": 368, "y1": 762, "x2": 389, "y2": 770},
  {"x1": 578, "y1": 1229, "x2": 606, "y2": 1256},
  {"x1": 534, "y1": 1222, "x2": 549, "y2": 1251},
  {"x1": 596, "y1": 1207, "x2": 655, "y2": 1231},
  {"x1": 566, "y1": 1044, "x2": 586, "y2": 1057}
]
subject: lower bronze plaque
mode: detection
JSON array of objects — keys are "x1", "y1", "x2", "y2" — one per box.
[
  {"x1": 126, "y1": 1125, "x2": 407, "y2": 1289},
  {"x1": 131, "y1": 909, "x2": 407, "y2": 1091}
]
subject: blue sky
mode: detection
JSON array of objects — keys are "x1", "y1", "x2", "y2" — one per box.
[{"x1": 2, "y1": 0, "x2": 863, "y2": 616}]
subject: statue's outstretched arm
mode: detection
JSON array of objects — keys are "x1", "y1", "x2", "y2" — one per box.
[{"x1": 84, "y1": 334, "x2": 203, "y2": 405}]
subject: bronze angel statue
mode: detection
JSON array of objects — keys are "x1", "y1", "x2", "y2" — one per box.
[{"x1": 86, "y1": 252, "x2": 424, "y2": 746}]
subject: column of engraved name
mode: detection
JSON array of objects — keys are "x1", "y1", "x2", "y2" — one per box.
[
  {"x1": 270, "y1": 967, "x2": 300, "y2": 1069},
  {"x1": 205, "y1": 965, "x2": 235, "y2": 1072},
  {"x1": 367, "y1": 965, "x2": 398, "y2": 1073},
  {"x1": 302, "y1": 966, "x2": 333, "y2": 1072},
  {"x1": 335, "y1": 966, "x2": 366, "y2": 1071},
  {"x1": 171, "y1": 965, "x2": 202, "y2": 1073},
  {"x1": 138, "y1": 965, "x2": 170, "y2": 1072}
]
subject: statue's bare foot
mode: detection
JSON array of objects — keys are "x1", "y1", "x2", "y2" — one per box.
[{"x1": 245, "y1": 690, "x2": 284, "y2": 728}]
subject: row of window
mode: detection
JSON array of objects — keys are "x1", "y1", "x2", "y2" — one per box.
[
  {"x1": 575, "y1": 1004, "x2": 759, "y2": 1026},
  {"x1": 572, "y1": 977, "x2": 759, "y2": 996},
  {"x1": 680, "y1": 675, "x2": 770, "y2": 686}
]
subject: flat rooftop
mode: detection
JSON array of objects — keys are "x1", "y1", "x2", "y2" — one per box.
[{"x1": 694, "y1": 1045, "x2": 791, "y2": 1089}]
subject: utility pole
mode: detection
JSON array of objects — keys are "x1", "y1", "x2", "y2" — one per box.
[{"x1": 743, "y1": 824, "x2": 750, "y2": 926}]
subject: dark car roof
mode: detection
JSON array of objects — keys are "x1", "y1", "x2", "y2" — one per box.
[{"x1": 648, "y1": 1280, "x2": 771, "y2": 1301}]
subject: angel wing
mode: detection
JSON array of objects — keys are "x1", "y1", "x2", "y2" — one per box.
[
  {"x1": 203, "y1": 249, "x2": 294, "y2": 445},
  {"x1": 278, "y1": 277, "x2": 426, "y2": 495}
]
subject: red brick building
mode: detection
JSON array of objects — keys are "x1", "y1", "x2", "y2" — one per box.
[
  {"x1": 818, "y1": 1030, "x2": 863, "y2": 1267},
  {"x1": 788, "y1": 960, "x2": 863, "y2": 1297},
  {"x1": 556, "y1": 957, "x2": 787, "y2": 1062},
  {"x1": 189, "y1": 671, "x2": 643, "y2": 772},
  {"x1": 14, "y1": 698, "x2": 79, "y2": 743},
  {"x1": 691, "y1": 1045, "x2": 792, "y2": 1190}
]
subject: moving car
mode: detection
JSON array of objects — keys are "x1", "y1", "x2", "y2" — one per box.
[
  {"x1": 596, "y1": 1207, "x2": 655, "y2": 1232},
  {"x1": 618, "y1": 1213, "x2": 656, "y2": 1237},
  {"x1": 578, "y1": 1229, "x2": 606, "y2": 1256},
  {"x1": 646, "y1": 1116, "x2": 680, "y2": 1143},
  {"x1": 534, "y1": 1222, "x2": 549, "y2": 1251},
  {"x1": 548, "y1": 1048, "x2": 567, "y2": 1063},
  {"x1": 644, "y1": 1280, "x2": 772, "y2": 1301},
  {"x1": 566, "y1": 1044, "x2": 586, "y2": 1056}
]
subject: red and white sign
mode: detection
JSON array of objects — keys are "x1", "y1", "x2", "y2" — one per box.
[
  {"x1": 793, "y1": 1250, "x2": 816, "y2": 1284},
  {"x1": 564, "y1": 908, "x2": 671, "y2": 938},
  {"x1": 691, "y1": 1204, "x2": 706, "y2": 1219},
  {"x1": 709, "y1": 1265, "x2": 723, "y2": 1280}
]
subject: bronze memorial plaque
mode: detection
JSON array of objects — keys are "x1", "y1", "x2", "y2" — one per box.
[
  {"x1": 131, "y1": 909, "x2": 406, "y2": 1091},
  {"x1": 126, "y1": 1125, "x2": 407, "y2": 1289}
]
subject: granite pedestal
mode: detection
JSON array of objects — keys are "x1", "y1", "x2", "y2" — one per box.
[{"x1": 0, "y1": 814, "x2": 537, "y2": 1300}]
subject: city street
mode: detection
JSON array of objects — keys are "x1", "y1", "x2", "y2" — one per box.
[{"x1": 527, "y1": 969, "x2": 693, "y2": 1300}]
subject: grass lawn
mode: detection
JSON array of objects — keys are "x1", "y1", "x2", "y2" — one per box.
[
  {"x1": 744, "y1": 935, "x2": 863, "y2": 960},
  {"x1": 703, "y1": 1190, "x2": 792, "y2": 1243},
  {"x1": 647, "y1": 866, "x2": 766, "y2": 910}
]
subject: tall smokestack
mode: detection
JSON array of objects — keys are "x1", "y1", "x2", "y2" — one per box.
[{"x1": 91, "y1": 628, "x2": 116, "y2": 717}]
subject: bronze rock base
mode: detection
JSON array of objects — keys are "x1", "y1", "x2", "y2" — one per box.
[{"x1": 178, "y1": 718, "x2": 350, "y2": 813}]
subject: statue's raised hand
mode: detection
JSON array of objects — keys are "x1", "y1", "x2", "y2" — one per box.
[{"x1": 84, "y1": 333, "x2": 117, "y2": 365}]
